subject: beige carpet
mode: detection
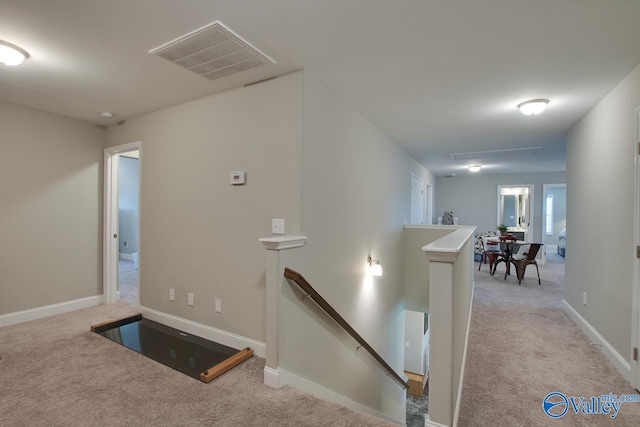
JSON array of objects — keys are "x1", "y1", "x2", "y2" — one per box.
[
  {"x1": 458, "y1": 254, "x2": 640, "y2": 426},
  {"x1": 0, "y1": 302, "x2": 395, "y2": 427}
]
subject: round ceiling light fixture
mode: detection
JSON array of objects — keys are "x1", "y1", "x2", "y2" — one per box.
[
  {"x1": 517, "y1": 99, "x2": 549, "y2": 116},
  {"x1": 468, "y1": 165, "x2": 482, "y2": 172},
  {"x1": 0, "y1": 40, "x2": 29, "y2": 66},
  {"x1": 100, "y1": 111, "x2": 116, "y2": 119}
]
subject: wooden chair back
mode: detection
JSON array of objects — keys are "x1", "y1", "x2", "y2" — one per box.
[{"x1": 524, "y1": 243, "x2": 542, "y2": 260}]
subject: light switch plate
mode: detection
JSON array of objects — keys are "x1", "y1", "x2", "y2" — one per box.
[
  {"x1": 272, "y1": 218, "x2": 285, "y2": 235},
  {"x1": 188, "y1": 292, "x2": 194, "y2": 306},
  {"x1": 215, "y1": 298, "x2": 222, "y2": 313}
]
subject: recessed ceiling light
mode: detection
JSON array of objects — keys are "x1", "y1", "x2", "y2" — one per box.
[
  {"x1": 100, "y1": 111, "x2": 115, "y2": 119},
  {"x1": 468, "y1": 165, "x2": 482, "y2": 172},
  {"x1": 0, "y1": 40, "x2": 29, "y2": 66},
  {"x1": 517, "y1": 99, "x2": 549, "y2": 115}
]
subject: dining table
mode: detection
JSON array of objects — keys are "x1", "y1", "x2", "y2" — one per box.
[{"x1": 491, "y1": 238, "x2": 528, "y2": 279}]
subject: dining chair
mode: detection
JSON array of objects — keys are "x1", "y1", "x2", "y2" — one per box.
[
  {"x1": 490, "y1": 236, "x2": 518, "y2": 278},
  {"x1": 479, "y1": 236, "x2": 502, "y2": 272},
  {"x1": 510, "y1": 243, "x2": 543, "y2": 285}
]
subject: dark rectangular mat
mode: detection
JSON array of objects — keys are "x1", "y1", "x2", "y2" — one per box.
[{"x1": 93, "y1": 315, "x2": 250, "y2": 382}]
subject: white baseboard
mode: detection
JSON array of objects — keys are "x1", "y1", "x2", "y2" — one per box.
[
  {"x1": 278, "y1": 367, "x2": 404, "y2": 425},
  {"x1": 563, "y1": 300, "x2": 631, "y2": 380},
  {"x1": 0, "y1": 295, "x2": 104, "y2": 328},
  {"x1": 139, "y1": 306, "x2": 266, "y2": 358},
  {"x1": 425, "y1": 416, "x2": 450, "y2": 427},
  {"x1": 264, "y1": 366, "x2": 280, "y2": 388},
  {"x1": 119, "y1": 253, "x2": 133, "y2": 261}
]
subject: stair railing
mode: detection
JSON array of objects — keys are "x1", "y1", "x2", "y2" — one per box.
[{"x1": 283, "y1": 267, "x2": 409, "y2": 389}]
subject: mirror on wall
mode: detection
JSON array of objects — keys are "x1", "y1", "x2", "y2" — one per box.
[{"x1": 497, "y1": 185, "x2": 532, "y2": 240}]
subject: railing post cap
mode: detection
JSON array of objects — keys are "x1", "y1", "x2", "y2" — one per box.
[{"x1": 259, "y1": 235, "x2": 308, "y2": 250}]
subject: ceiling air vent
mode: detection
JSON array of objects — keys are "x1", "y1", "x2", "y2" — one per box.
[
  {"x1": 150, "y1": 21, "x2": 276, "y2": 81},
  {"x1": 449, "y1": 147, "x2": 541, "y2": 161}
]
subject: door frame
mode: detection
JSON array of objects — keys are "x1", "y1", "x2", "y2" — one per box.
[
  {"x1": 632, "y1": 106, "x2": 640, "y2": 390},
  {"x1": 103, "y1": 141, "x2": 142, "y2": 304},
  {"x1": 496, "y1": 184, "x2": 534, "y2": 237}
]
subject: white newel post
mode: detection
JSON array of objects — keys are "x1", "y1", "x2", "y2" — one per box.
[
  {"x1": 423, "y1": 248, "x2": 457, "y2": 427},
  {"x1": 259, "y1": 235, "x2": 307, "y2": 388}
]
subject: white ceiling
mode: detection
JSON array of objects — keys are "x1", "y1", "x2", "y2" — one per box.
[{"x1": 2, "y1": 0, "x2": 640, "y2": 176}]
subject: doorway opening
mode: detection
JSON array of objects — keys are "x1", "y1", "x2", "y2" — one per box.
[
  {"x1": 404, "y1": 310, "x2": 429, "y2": 426},
  {"x1": 542, "y1": 184, "x2": 566, "y2": 266},
  {"x1": 411, "y1": 173, "x2": 425, "y2": 225},
  {"x1": 104, "y1": 142, "x2": 141, "y2": 305},
  {"x1": 117, "y1": 150, "x2": 140, "y2": 304},
  {"x1": 426, "y1": 183, "x2": 433, "y2": 225}
]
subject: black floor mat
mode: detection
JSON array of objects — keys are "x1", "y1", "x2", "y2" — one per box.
[{"x1": 94, "y1": 315, "x2": 241, "y2": 381}]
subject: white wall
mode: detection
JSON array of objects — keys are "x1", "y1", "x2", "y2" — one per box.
[
  {"x1": 435, "y1": 172, "x2": 566, "y2": 246},
  {"x1": 275, "y1": 73, "x2": 432, "y2": 423},
  {"x1": 106, "y1": 72, "x2": 304, "y2": 343},
  {"x1": 566, "y1": 63, "x2": 640, "y2": 363},
  {"x1": 404, "y1": 309, "x2": 428, "y2": 375},
  {"x1": 403, "y1": 225, "x2": 455, "y2": 312},
  {"x1": 104, "y1": 69, "x2": 434, "y2": 422},
  {"x1": 0, "y1": 103, "x2": 105, "y2": 314}
]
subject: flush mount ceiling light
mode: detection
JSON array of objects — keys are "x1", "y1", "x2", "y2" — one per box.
[
  {"x1": 0, "y1": 40, "x2": 29, "y2": 66},
  {"x1": 468, "y1": 165, "x2": 482, "y2": 172},
  {"x1": 517, "y1": 99, "x2": 549, "y2": 116},
  {"x1": 100, "y1": 111, "x2": 115, "y2": 119}
]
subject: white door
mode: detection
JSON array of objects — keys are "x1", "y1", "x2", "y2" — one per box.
[{"x1": 411, "y1": 174, "x2": 425, "y2": 225}]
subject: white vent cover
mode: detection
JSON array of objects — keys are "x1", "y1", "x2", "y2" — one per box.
[
  {"x1": 449, "y1": 147, "x2": 541, "y2": 161},
  {"x1": 150, "y1": 21, "x2": 276, "y2": 81}
]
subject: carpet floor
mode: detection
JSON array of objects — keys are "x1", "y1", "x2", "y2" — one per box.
[
  {"x1": 406, "y1": 388, "x2": 428, "y2": 427},
  {"x1": 458, "y1": 253, "x2": 640, "y2": 426},
  {"x1": 0, "y1": 302, "x2": 395, "y2": 427},
  {"x1": 118, "y1": 258, "x2": 138, "y2": 305}
]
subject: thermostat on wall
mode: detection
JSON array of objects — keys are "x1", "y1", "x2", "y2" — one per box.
[{"x1": 230, "y1": 171, "x2": 246, "y2": 185}]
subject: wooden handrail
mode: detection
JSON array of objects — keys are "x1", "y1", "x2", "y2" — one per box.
[{"x1": 283, "y1": 268, "x2": 409, "y2": 390}]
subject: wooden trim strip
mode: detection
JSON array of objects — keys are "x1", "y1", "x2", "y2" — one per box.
[
  {"x1": 283, "y1": 268, "x2": 409, "y2": 390},
  {"x1": 199, "y1": 348, "x2": 254, "y2": 383},
  {"x1": 90, "y1": 313, "x2": 142, "y2": 333}
]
